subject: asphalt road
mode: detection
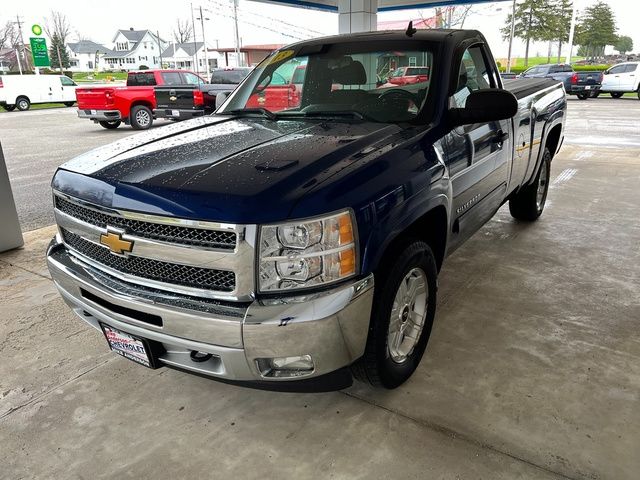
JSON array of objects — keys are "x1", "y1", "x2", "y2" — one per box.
[
  {"x1": 0, "y1": 109, "x2": 172, "y2": 232},
  {"x1": 1, "y1": 96, "x2": 640, "y2": 232}
]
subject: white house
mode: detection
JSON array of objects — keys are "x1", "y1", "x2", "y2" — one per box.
[
  {"x1": 161, "y1": 42, "x2": 221, "y2": 76},
  {"x1": 67, "y1": 40, "x2": 112, "y2": 72},
  {"x1": 103, "y1": 29, "x2": 169, "y2": 70}
]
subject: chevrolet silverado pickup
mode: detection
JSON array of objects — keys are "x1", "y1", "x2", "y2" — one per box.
[
  {"x1": 76, "y1": 70, "x2": 206, "y2": 130},
  {"x1": 47, "y1": 29, "x2": 566, "y2": 391},
  {"x1": 519, "y1": 63, "x2": 602, "y2": 99}
]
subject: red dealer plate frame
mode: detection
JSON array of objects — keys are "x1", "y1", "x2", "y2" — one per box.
[{"x1": 100, "y1": 323, "x2": 160, "y2": 368}]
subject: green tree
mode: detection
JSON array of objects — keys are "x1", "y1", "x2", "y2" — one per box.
[
  {"x1": 549, "y1": 0, "x2": 573, "y2": 62},
  {"x1": 501, "y1": 0, "x2": 557, "y2": 67},
  {"x1": 614, "y1": 35, "x2": 633, "y2": 55},
  {"x1": 575, "y1": 1, "x2": 617, "y2": 60},
  {"x1": 49, "y1": 34, "x2": 70, "y2": 70}
]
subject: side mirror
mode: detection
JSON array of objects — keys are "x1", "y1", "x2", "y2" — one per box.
[{"x1": 448, "y1": 89, "x2": 518, "y2": 128}]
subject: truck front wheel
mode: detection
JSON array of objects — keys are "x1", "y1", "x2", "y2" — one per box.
[
  {"x1": 509, "y1": 147, "x2": 551, "y2": 221},
  {"x1": 610, "y1": 92, "x2": 623, "y2": 98},
  {"x1": 130, "y1": 105, "x2": 153, "y2": 130},
  {"x1": 99, "y1": 120, "x2": 121, "y2": 129},
  {"x1": 576, "y1": 93, "x2": 589, "y2": 100},
  {"x1": 352, "y1": 240, "x2": 437, "y2": 389}
]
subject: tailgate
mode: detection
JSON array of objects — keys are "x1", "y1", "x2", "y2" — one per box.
[
  {"x1": 576, "y1": 72, "x2": 602, "y2": 86},
  {"x1": 76, "y1": 87, "x2": 114, "y2": 109},
  {"x1": 154, "y1": 86, "x2": 196, "y2": 109}
]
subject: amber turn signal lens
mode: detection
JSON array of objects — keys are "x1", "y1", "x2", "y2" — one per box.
[
  {"x1": 338, "y1": 213, "x2": 354, "y2": 245},
  {"x1": 339, "y1": 247, "x2": 356, "y2": 276}
]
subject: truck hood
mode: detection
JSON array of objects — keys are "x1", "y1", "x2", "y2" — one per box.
[{"x1": 53, "y1": 115, "x2": 402, "y2": 223}]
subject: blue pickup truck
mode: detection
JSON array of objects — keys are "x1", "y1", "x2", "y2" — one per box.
[
  {"x1": 519, "y1": 63, "x2": 602, "y2": 99},
  {"x1": 47, "y1": 29, "x2": 566, "y2": 391}
]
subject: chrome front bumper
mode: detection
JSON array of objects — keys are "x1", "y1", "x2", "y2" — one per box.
[{"x1": 47, "y1": 238, "x2": 374, "y2": 386}]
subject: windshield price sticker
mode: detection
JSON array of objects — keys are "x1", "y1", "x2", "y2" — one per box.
[{"x1": 267, "y1": 49, "x2": 295, "y2": 66}]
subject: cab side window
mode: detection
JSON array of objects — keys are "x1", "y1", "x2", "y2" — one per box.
[
  {"x1": 608, "y1": 65, "x2": 626, "y2": 74},
  {"x1": 451, "y1": 45, "x2": 495, "y2": 108},
  {"x1": 182, "y1": 72, "x2": 203, "y2": 86},
  {"x1": 60, "y1": 76, "x2": 75, "y2": 86},
  {"x1": 624, "y1": 64, "x2": 638, "y2": 73}
]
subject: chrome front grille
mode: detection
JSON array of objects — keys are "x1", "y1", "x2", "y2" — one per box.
[
  {"x1": 53, "y1": 193, "x2": 256, "y2": 301},
  {"x1": 55, "y1": 196, "x2": 236, "y2": 250},
  {"x1": 61, "y1": 229, "x2": 236, "y2": 292}
]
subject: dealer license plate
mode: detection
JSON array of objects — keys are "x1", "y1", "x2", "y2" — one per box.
[
  {"x1": 101, "y1": 324, "x2": 152, "y2": 367},
  {"x1": 585, "y1": 85, "x2": 591, "y2": 90},
  {"x1": 171, "y1": 110, "x2": 180, "y2": 117}
]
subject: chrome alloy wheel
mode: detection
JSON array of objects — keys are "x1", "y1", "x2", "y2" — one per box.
[
  {"x1": 136, "y1": 109, "x2": 151, "y2": 127},
  {"x1": 387, "y1": 268, "x2": 428, "y2": 363},
  {"x1": 536, "y1": 159, "x2": 549, "y2": 210}
]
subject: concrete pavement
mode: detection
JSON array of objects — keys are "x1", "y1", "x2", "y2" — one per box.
[{"x1": 1, "y1": 138, "x2": 639, "y2": 478}]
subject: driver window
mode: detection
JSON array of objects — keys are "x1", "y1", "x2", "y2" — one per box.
[{"x1": 451, "y1": 45, "x2": 494, "y2": 108}]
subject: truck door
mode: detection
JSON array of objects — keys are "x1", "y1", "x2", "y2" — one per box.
[
  {"x1": 444, "y1": 44, "x2": 511, "y2": 251},
  {"x1": 603, "y1": 64, "x2": 625, "y2": 91},
  {"x1": 619, "y1": 63, "x2": 638, "y2": 91}
]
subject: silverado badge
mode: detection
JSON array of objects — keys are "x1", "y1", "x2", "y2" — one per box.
[{"x1": 100, "y1": 228, "x2": 134, "y2": 255}]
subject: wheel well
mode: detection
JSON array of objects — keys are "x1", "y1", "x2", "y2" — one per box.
[
  {"x1": 377, "y1": 206, "x2": 448, "y2": 273},
  {"x1": 130, "y1": 101, "x2": 153, "y2": 112},
  {"x1": 545, "y1": 124, "x2": 562, "y2": 159},
  {"x1": 16, "y1": 95, "x2": 30, "y2": 102}
]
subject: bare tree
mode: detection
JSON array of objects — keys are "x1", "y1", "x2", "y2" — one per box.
[
  {"x1": 0, "y1": 21, "x2": 18, "y2": 50},
  {"x1": 173, "y1": 19, "x2": 193, "y2": 44},
  {"x1": 43, "y1": 11, "x2": 72, "y2": 44}
]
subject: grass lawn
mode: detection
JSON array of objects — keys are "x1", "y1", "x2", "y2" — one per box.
[
  {"x1": 73, "y1": 71, "x2": 127, "y2": 83},
  {"x1": 511, "y1": 56, "x2": 587, "y2": 68},
  {"x1": 0, "y1": 103, "x2": 73, "y2": 113}
]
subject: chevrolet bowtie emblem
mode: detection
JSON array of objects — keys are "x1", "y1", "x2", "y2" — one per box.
[{"x1": 100, "y1": 228, "x2": 134, "y2": 255}]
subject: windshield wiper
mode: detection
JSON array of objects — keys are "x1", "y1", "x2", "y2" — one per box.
[
  {"x1": 223, "y1": 108, "x2": 278, "y2": 120},
  {"x1": 291, "y1": 110, "x2": 371, "y2": 121}
]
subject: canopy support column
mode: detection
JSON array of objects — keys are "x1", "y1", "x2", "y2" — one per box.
[{"x1": 338, "y1": 0, "x2": 378, "y2": 33}]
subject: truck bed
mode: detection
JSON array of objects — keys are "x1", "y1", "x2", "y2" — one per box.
[{"x1": 503, "y1": 78, "x2": 562, "y2": 99}]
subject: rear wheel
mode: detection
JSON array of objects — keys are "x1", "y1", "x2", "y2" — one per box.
[
  {"x1": 1, "y1": 104, "x2": 16, "y2": 111},
  {"x1": 610, "y1": 92, "x2": 624, "y2": 98},
  {"x1": 130, "y1": 105, "x2": 153, "y2": 130},
  {"x1": 16, "y1": 96, "x2": 30, "y2": 111},
  {"x1": 576, "y1": 93, "x2": 589, "y2": 100},
  {"x1": 352, "y1": 240, "x2": 438, "y2": 389},
  {"x1": 509, "y1": 147, "x2": 551, "y2": 221},
  {"x1": 64, "y1": 101, "x2": 75, "y2": 107},
  {"x1": 99, "y1": 120, "x2": 121, "y2": 129}
]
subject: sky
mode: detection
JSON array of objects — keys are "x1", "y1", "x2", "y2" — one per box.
[{"x1": 1, "y1": 0, "x2": 638, "y2": 60}]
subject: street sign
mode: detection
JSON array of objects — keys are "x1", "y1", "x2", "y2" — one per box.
[
  {"x1": 30, "y1": 37, "x2": 50, "y2": 67},
  {"x1": 31, "y1": 24, "x2": 43, "y2": 36}
]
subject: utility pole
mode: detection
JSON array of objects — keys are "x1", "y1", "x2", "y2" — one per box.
[
  {"x1": 565, "y1": 3, "x2": 578, "y2": 64},
  {"x1": 14, "y1": 15, "x2": 25, "y2": 74},
  {"x1": 190, "y1": 3, "x2": 200, "y2": 74},
  {"x1": 156, "y1": 30, "x2": 163, "y2": 68},
  {"x1": 506, "y1": 0, "x2": 517, "y2": 73},
  {"x1": 198, "y1": 6, "x2": 211, "y2": 77},
  {"x1": 233, "y1": 0, "x2": 241, "y2": 66}
]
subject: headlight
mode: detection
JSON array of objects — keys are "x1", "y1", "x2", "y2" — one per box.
[{"x1": 258, "y1": 210, "x2": 358, "y2": 292}]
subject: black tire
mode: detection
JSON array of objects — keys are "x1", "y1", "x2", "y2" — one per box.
[
  {"x1": 130, "y1": 105, "x2": 153, "y2": 130},
  {"x1": 1, "y1": 104, "x2": 16, "y2": 111},
  {"x1": 591, "y1": 91, "x2": 600, "y2": 98},
  {"x1": 610, "y1": 92, "x2": 623, "y2": 98},
  {"x1": 509, "y1": 147, "x2": 551, "y2": 221},
  {"x1": 99, "y1": 120, "x2": 121, "y2": 129},
  {"x1": 16, "y1": 96, "x2": 30, "y2": 111},
  {"x1": 576, "y1": 93, "x2": 589, "y2": 100},
  {"x1": 64, "y1": 101, "x2": 75, "y2": 107},
  {"x1": 352, "y1": 240, "x2": 438, "y2": 389}
]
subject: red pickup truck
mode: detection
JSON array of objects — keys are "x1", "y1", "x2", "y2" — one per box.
[{"x1": 76, "y1": 70, "x2": 206, "y2": 130}]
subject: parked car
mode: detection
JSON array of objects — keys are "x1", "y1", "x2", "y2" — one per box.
[
  {"x1": 209, "y1": 67, "x2": 253, "y2": 108},
  {"x1": 519, "y1": 63, "x2": 602, "y2": 99},
  {"x1": 47, "y1": 29, "x2": 566, "y2": 391},
  {"x1": 76, "y1": 70, "x2": 203, "y2": 130},
  {"x1": 500, "y1": 72, "x2": 518, "y2": 80},
  {"x1": 152, "y1": 71, "x2": 214, "y2": 121},
  {"x1": 595, "y1": 62, "x2": 640, "y2": 99},
  {"x1": 385, "y1": 66, "x2": 430, "y2": 86},
  {"x1": 0, "y1": 74, "x2": 77, "y2": 111}
]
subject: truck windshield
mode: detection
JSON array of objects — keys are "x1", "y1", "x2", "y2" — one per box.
[{"x1": 218, "y1": 42, "x2": 435, "y2": 123}]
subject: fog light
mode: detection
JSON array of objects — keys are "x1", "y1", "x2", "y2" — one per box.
[{"x1": 256, "y1": 355, "x2": 314, "y2": 378}]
